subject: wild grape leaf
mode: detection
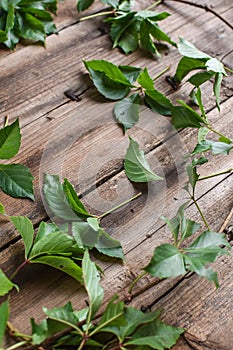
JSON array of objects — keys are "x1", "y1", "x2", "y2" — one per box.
[
  {"x1": 137, "y1": 67, "x2": 154, "y2": 90},
  {"x1": 31, "y1": 317, "x2": 69, "y2": 345},
  {"x1": 0, "y1": 269, "x2": 18, "y2": 297},
  {"x1": 191, "y1": 140, "x2": 233, "y2": 156},
  {"x1": 10, "y1": 216, "x2": 34, "y2": 258},
  {"x1": 188, "y1": 71, "x2": 215, "y2": 87},
  {"x1": 0, "y1": 301, "x2": 9, "y2": 347},
  {"x1": 82, "y1": 250, "x2": 104, "y2": 322},
  {"x1": 114, "y1": 93, "x2": 140, "y2": 132},
  {"x1": 119, "y1": 65, "x2": 142, "y2": 84},
  {"x1": 124, "y1": 137, "x2": 163, "y2": 182},
  {"x1": 43, "y1": 174, "x2": 79, "y2": 221},
  {"x1": 63, "y1": 178, "x2": 92, "y2": 219},
  {"x1": 173, "y1": 56, "x2": 206, "y2": 82},
  {"x1": 171, "y1": 105, "x2": 205, "y2": 129},
  {"x1": 77, "y1": 0, "x2": 94, "y2": 11},
  {"x1": 0, "y1": 118, "x2": 21, "y2": 159},
  {"x1": 126, "y1": 319, "x2": 184, "y2": 349},
  {"x1": 145, "y1": 89, "x2": 172, "y2": 116},
  {"x1": 186, "y1": 163, "x2": 199, "y2": 190},
  {"x1": 44, "y1": 302, "x2": 80, "y2": 329},
  {"x1": 0, "y1": 163, "x2": 34, "y2": 200},
  {"x1": 213, "y1": 72, "x2": 223, "y2": 111},
  {"x1": 206, "y1": 58, "x2": 226, "y2": 74},
  {"x1": 144, "y1": 244, "x2": 186, "y2": 278},
  {"x1": 97, "y1": 296, "x2": 125, "y2": 332},
  {"x1": 95, "y1": 227, "x2": 124, "y2": 259},
  {"x1": 177, "y1": 37, "x2": 210, "y2": 59},
  {"x1": 31, "y1": 255, "x2": 83, "y2": 283}
]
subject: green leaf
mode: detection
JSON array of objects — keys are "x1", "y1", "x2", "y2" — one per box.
[
  {"x1": 145, "y1": 18, "x2": 176, "y2": 47},
  {"x1": 114, "y1": 93, "x2": 140, "y2": 132},
  {"x1": 189, "y1": 230, "x2": 231, "y2": 250},
  {"x1": 173, "y1": 56, "x2": 206, "y2": 82},
  {"x1": 0, "y1": 301, "x2": 9, "y2": 347},
  {"x1": 188, "y1": 71, "x2": 215, "y2": 87},
  {"x1": 82, "y1": 250, "x2": 104, "y2": 322},
  {"x1": 124, "y1": 137, "x2": 163, "y2": 182},
  {"x1": 185, "y1": 255, "x2": 219, "y2": 288},
  {"x1": 119, "y1": 65, "x2": 142, "y2": 84},
  {"x1": 98, "y1": 296, "x2": 125, "y2": 330},
  {"x1": 0, "y1": 202, "x2": 4, "y2": 214},
  {"x1": 206, "y1": 58, "x2": 226, "y2": 74},
  {"x1": 0, "y1": 269, "x2": 18, "y2": 297},
  {"x1": 43, "y1": 174, "x2": 79, "y2": 221},
  {"x1": 77, "y1": 0, "x2": 94, "y2": 11},
  {"x1": 213, "y1": 72, "x2": 223, "y2": 111},
  {"x1": 126, "y1": 319, "x2": 184, "y2": 349},
  {"x1": 95, "y1": 227, "x2": 124, "y2": 259},
  {"x1": 144, "y1": 244, "x2": 186, "y2": 278},
  {"x1": 171, "y1": 105, "x2": 205, "y2": 129},
  {"x1": 10, "y1": 216, "x2": 34, "y2": 258},
  {"x1": 0, "y1": 163, "x2": 34, "y2": 200},
  {"x1": 145, "y1": 89, "x2": 172, "y2": 116},
  {"x1": 137, "y1": 67, "x2": 154, "y2": 90},
  {"x1": 44, "y1": 302, "x2": 80, "y2": 329},
  {"x1": 31, "y1": 255, "x2": 83, "y2": 283},
  {"x1": 191, "y1": 140, "x2": 233, "y2": 156},
  {"x1": 140, "y1": 20, "x2": 159, "y2": 55},
  {"x1": 177, "y1": 37, "x2": 210, "y2": 59},
  {"x1": 63, "y1": 178, "x2": 92, "y2": 219},
  {"x1": 186, "y1": 163, "x2": 199, "y2": 190},
  {"x1": 31, "y1": 317, "x2": 67, "y2": 345}
]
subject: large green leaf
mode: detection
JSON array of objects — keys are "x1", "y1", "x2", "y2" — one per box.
[
  {"x1": 0, "y1": 163, "x2": 34, "y2": 200},
  {"x1": 119, "y1": 65, "x2": 142, "y2": 84},
  {"x1": 173, "y1": 56, "x2": 206, "y2": 82},
  {"x1": 144, "y1": 244, "x2": 186, "y2": 278},
  {"x1": 44, "y1": 302, "x2": 81, "y2": 330},
  {"x1": 82, "y1": 250, "x2": 104, "y2": 323},
  {"x1": 10, "y1": 216, "x2": 34, "y2": 258},
  {"x1": 0, "y1": 301, "x2": 9, "y2": 347},
  {"x1": 114, "y1": 93, "x2": 140, "y2": 132},
  {"x1": 145, "y1": 89, "x2": 172, "y2": 116},
  {"x1": 43, "y1": 174, "x2": 79, "y2": 221},
  {"x1": 31, "y1": 255, "x2": 83, "y2": 283},
  {"x1": 124, "y1": 137, "x2": 163, "y2": 182},
  {"x1": 126, "y1": 319, "x2": 184, "y2": 349},
  {"x1": 171, "y1": 105, "x2": 205, "y2": 129},
  {"x1": 177, "y1": 37, "x2": 210, "y2": 59},
  {"x1": 63, "y1": 178, "x2": 92, "y2": 219},
  {"x1": 137, "y1": 67, "x2": 154, "y2": 90},
  {"x1": 0, "y1": 118, "x2": 21, "y2": 159},
  {"x1": 0, "y1": 269, "x2": 18, "y2": 297}
]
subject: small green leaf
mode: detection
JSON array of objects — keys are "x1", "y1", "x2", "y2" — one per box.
[
  {"x1": 171, "y1": 105, "x2": 205, "y2": 129},
  {"x1": 0, "y1": 269, "x2": 18, "y2": 297},
  {"x1": 77, "y1": 0, "x2": 94, "y2": 11},
  {"x1": 177, "y1": 37, "x2": 210, "y2": 59},
  {"x1": 188, "y1": 71, "x2": 215, "y2": 87},
  {"x1": 206, "y1": 58, "x2": 226, "y2": 74},
  {"x1": 185, "y1": 255, "x2": 219, "y2": 288},
  {"x1": 0, "y1": 163, "x2": 34, "y2": 200},
  {"x1": 186, "y1": 163, "x2": 199, "y2": 190},
  {"x1": 95, "y1": 228, "x2": 124, "y2": 259},
  {"x1": 31, "y1": 255, "x2": 83, "y2": 283},
  {"x1": 124, "y1": 137, "x2": 163, "y2": 182},
  {"x1": 82, "y1": 250, "x2": 104, "y2": 322},
  {"x1": 63, "y1": 178, "x2": 92, "y2": 219},
  {"x1": 119, "y1": 65, "x2": 142, "y2": 84},
  {"x1": 173, "y1": 56, "x2": 206, "y2": 82},
  {"x1": 140, "y1": 20, "x2": 159, "y2": 56},
  {"x1": 144, "y1": 244, "x2": 186, "y2": 278},
  {"x1": 44, "y1": 302, "x2": 79, "y2": 328},
  {"x1": 145, "y1": 89, "x2": 172, "y2": 116},
  {"x1": 10, "y1": 216, "x2": 34, "y2": 258},
  {"x1": 114, "y1": 93, "x2": 140, "y2": 132},
  {"x1": 98, "y1": 296, "x2": 125, "y2": 330},
  {"x1": 0, "y1": 118, "x2": 20, "y2": 159},
  {"x1": 43, "y1": 174, "x2": 79, "y2": 221},
  {"x1": 0, "y1": 301, "x2": 9, "y2": 347},
  {"x1": 137, "y1": 67, "x2": 154, "y2": 90},
  {"x1": 213, "y1": 72, "x2": 223, "y2": 111}
]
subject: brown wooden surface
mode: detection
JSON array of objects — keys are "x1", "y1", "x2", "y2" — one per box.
[{"x1": 0, "y1": 0, "x2": 232, "y2": 349}]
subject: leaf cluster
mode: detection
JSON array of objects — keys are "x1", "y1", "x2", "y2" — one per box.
[
  {"x1": 0, "y1": 119, "x2": 34, "y2": 199},
  {"x1": 0, "y1": 0, "x2": 57, "y2": 49},
  {"x1": 145, "y1": 203, "x2": 231, "y2": 288}
]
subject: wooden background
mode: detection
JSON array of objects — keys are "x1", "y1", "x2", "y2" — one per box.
[{"x1": 0, "y1": 0, "x2": 232, "y2": 348}]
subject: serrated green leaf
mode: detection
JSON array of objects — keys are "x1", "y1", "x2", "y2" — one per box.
[
  {"x1": 43, "y1": 174, "x2": 79, "y2": 221},
  {"x1": 10, "y1": 216, "x2": 34, "y2": 258},
  {"x1": 206, "y1": 58, "x2": 226, "y2": 74},
  {"x1": 192, "y1": 140, "x2": 233, "y2": 155},
  {"x1": 44, "y1": 302, "x2": 81, "y2": 331},
  {"x1": 83, "y1": 250, "x2": 104, "y2": 323},
  {"x1": 114, "y1": 93, "x2": 140, "y2": 132},
  {"x1": 98, "y1": 296, "x2": 125, "y2": 329},
  {"x1": 31, "y1": 255, "x2": 83, "y2": 283},
  {"x1": 0, "y1": 163, "x2": 34, "y2": 200},
  {"x1": 63, "y1": 178, "x2": 92, "y2": 219},
  {"x1": 95, "y1": 228, "x2": 124, "y2": 259},
  {"x1": 145, "y1": 89, "x2": 172, "y2": 116},
  {"x1": 0, "y1": 301, "x2": 9, "y2": 347},
  {"x1": 185, "y1": 255, "x2": 219, "y2": 288},
  {"x1": 124, "y1": 137, "x2": 163, "y2": 182},
  {"x1": 198, "y1": 127, "x2": 210, "y2": 143},
  {"x1": 77, "y1": 0, "x2": 94, "y2": 11},
  {"x1": 189, "y1": 230, "x2": 231, "y2": 250},
  {"x1": 145, "y1": 18, "x2": 176, "y2": 47},
  {"x1": 31, "y1": 317, "x2": 67, "y2": 345},
  {"x1": 136, "y1": 11, "x2": 170, "y2": 21},
  {"x1": 178, "y1": 37, "x2": 210, "y2": 59},
  {"x1": 144, "y1": 244, "x2": 186, "y2": 278},
  {"x1": 173, "y1": 56, "x2": 206, "y2": 82},
  {"x1": 126, "y1": 319, "x2": 184, "y2": 349},
  {"x1": 140, "y1": 20, "x2": 159, "y2": 55},
  {"x1": 118, "y1": 22, "x2": 138, "y2": 54},
  {"x1": 171, "y1": 105, "x2": 205, "y2": 129},
  {"x1": 137, "y1": 67, "x2": 154, "y2": 90},
  {"x1": 188, "y1": 71, "x2": 215, "y2": 87},
  {"x1": 119, "y1": 65, "x2": 142, "y2": 84},
  {"x1": 72, "y1": 221, "x2": 99, "y2": 249},
  {"x1": 0, "y1": 269, "x2": 18, "y2": 297}
]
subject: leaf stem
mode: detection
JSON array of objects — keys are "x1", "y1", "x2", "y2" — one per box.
[
  {"x1": 207, "y1": 126, "x2": 233, "y2": 142},
  {"x1": 191, "y1": 195, "x2": 211, "y2": 231},
  {"x1": 4, "y1": 115, "x2": 9, "y2": 127},
  {"x1": 10, "y1": 260, "x2": 29, "y2": 280},
  {"x1": 128, "y1": 271, "x2": 147, "y2": 294},
  {"x1": 7, "y1": 322, "x2": 31, "y2": 341},
  {"x1": 5, "y1": 341, "x2": 29, "y2": 350},
  {"x1": 97, "y1": 192, "x2": 142, "y2": 220},
  {"x1": 77, "y1": 338, "x2": 86, "y2": 350},
  {"x1": 146, "y1": 0, "x2": 163, "y2": 11},
  {"x1": 224, "y1": 66, "x2": 233, "y2": 74},
  {"x1": 153, "y1": 65, "x2": 171, "y2": 81},
  {"x1": 79, "y1": 10, "x2": 114, "y2": 21},
  {"x1": 198, "y1": 168, "x2": 232, "y2": 181},
  {"x1": 163, "y1": 0, "x2": 233, "y2": 30}
]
